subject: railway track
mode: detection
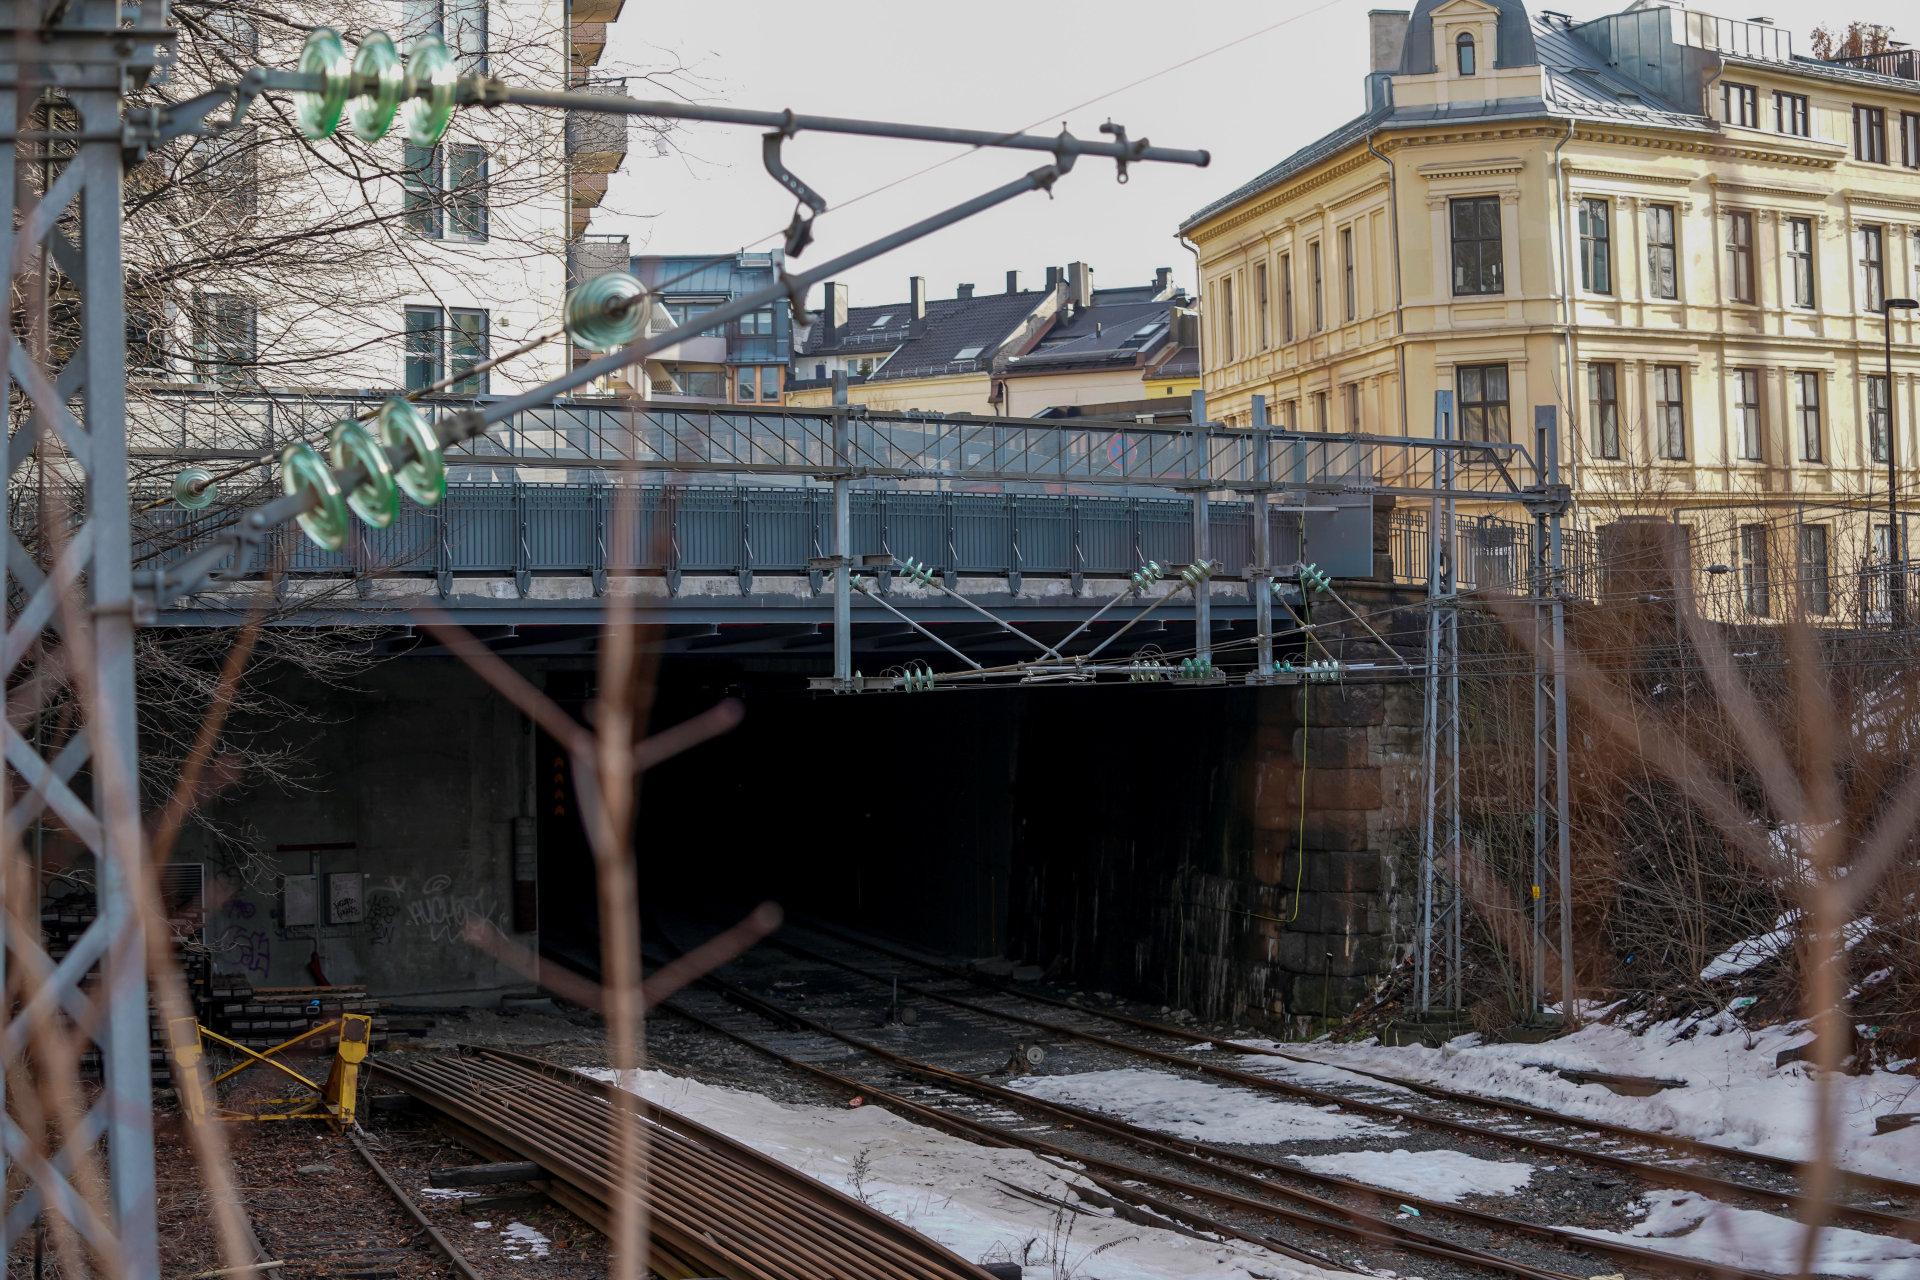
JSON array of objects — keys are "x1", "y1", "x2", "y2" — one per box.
[
  {"x1": 784, "y1": 920, "x2": 1920, "y2": 1236},
  {"x1": 656, "y1": 931, "x2": 1802, "y2": 1280},
  {"x1": 372, "y1": 1046, "x2": 1005, "y2": 1280}
]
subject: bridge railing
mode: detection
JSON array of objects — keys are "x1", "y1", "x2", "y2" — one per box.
[
  {"x1": 1387, "y1": 510, "x2": 1600, "y2": 600},
  {"x1": 128, "y1": 481, "x2": 1376, "y2": 597},
  {"x1": 127, "y1": 388, "x2": 1542, "y2": 499}
]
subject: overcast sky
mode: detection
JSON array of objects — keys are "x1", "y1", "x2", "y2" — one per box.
[{"x1": 599, "y1": 0, "x2": 1911, "y2": 309}]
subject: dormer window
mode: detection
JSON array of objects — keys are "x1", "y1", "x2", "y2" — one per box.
[{"x1": 1456, "y1": 32, "x2": 1477, "y2": 75}]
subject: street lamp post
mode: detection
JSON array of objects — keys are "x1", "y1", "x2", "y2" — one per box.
[{"x1": 1883, "y1": 296, "x2": 1919, "y2": 627}]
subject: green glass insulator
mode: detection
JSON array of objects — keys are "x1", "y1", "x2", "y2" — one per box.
[
  {"x1": 172, "y1": 465, "x2": 217, "y2": 511},
  {"x1": 328, "y1": 419, "x2": 398, "y2": 529},
  {"x1": 402, "y1": 37, "x2": 458, "y2": 147},
  {"x1": 280, "y1": 441, "x2": 350, "y2": 551},
  {"x1": 564, "y1": 272, "x2": 648, "y2": 352},
  {"x1": 295, "y1": 28, "x2": 354, "y2": 140},
  {"x1": 377, "y1": 398, "x2": 445, "y2": 507},
  {"x1": 349, "y1": 32, "x2": 405, "y2": 142}
]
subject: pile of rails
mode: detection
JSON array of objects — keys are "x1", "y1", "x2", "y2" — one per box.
[
  {"x1": 374, "y1": 1047, "x2": 1003, "y2": 1280},
  {"x1": 204, "y1": 981, "x2": 435, "y2": 1052}
]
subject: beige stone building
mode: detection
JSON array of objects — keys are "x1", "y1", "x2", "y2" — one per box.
[{"x1": 1182, "y1": 0, "x2": 1920, "y2": 617}]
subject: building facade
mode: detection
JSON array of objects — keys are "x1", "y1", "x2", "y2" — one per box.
[
  {"x1": 631, "y1": 251, "x2": 792, "y2": 405},
  {"x1": 1182, "y1": 0, "x2": 1920, "y2": 617}
]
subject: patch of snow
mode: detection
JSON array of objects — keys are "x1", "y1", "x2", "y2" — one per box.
[
  {"x1": 1290, "y1": 1149, "x2": 1533, "y2": 1203},
  {"x1": 1566, "y1": 1192, "x2": 1920, "y2": 1278},
  {"x1": 1701, "y1": 910, "x2": 1798, "y2": 981},
  {"x1": 1007, "y1": 1068, "x2": 1398, "y2": 1145},
  {"x1": 471, "y1": 1220, "x2": 492, "y2": 1230},
  {"x1": 584, "y1": 1067, "x2": 1356, "y2": 1280},
  {"x1": 1285, "y1": 1014, "x2": 1920, "y2": 1183},
  {"x1": 418, "y1": 1186, "x2": 476, "y2": 1200},
  {"x1": 501, "y1": 1221, "x2": 551, "y2": 1259}
]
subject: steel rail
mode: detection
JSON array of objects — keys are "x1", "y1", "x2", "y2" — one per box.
[
  {"x1": 373, "y1": 1049, "x2": 997, "y2": 1280},
  {"x1": 654, "y1": 991, "x2": 1525, "y2": 1277},
  {"x1": 676, "y1": 956, "x2": 1781, "y2": 1280},
  {"x1": 802, "y1": 921, "x2": 1920, "y2": 1208},
  {"x1": 765, "y1": 930, "x2": 1920, "y2": 1244},
  {"x1": 344, "y1": 1131, "x2": 486, "y2": 1280}
]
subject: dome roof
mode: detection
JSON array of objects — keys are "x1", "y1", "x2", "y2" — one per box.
[{"x1": 1401, "y1": 0, "x2": 1540, "y2": 74}]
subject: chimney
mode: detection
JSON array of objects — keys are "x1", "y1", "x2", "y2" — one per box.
[
  {"x1": 956, "y1": 282, "x2": 975, "y2": 300},
  {"x1": 1153, "y1": 266, "x2": 1173, "y2": 296},
  {"x1": 1067, "y1": 261, "x2": 1092, "y2": 309},
  {"x1": 1045, "y1": 265, "x2": 1062, "y2": 290},
  {"x1": 817, "y1": 281, "x2": 848, "y2": 345},
  {"x1": 1006, "y1": 269, "x2": 1022, "y2": 294},
  {"x1": 909, "y1": 276, "x2": 927, "y2": 321},
  {"x1": 1368, "y1": 9, "x2": 1410, "y2": 73}
]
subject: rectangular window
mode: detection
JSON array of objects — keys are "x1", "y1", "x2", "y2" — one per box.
[
  {"x1": 203, "y1": 131, "x2": 258, "y2": 217},
  {"x1": 1280, "y1": 252, "x2": 1295, "y2": 343},
  {"x1": 1456, "y1": 363, "x2": 1510, "y2": 443},
  {"x1": 448, "y1": 0, "x2": 488, "y2": 73},
  {"x1": 1794, "y1": 370, "x2": 1822, "y2": 462},
  {"x1": 1309, "y1": 241, "x2": 1324, "y2": 331},
  {"x1": 1740, "y1": 524, "x2": 1771, "y2": 617},
  {"x1": 447, "y1": 143, "x2": 488, "y2": 241},
  {"x1": 1726, "y1": 210, "x2": 1756, "y2": 304},
  {"x1": 1588, "y1": 362, "x2": 1620, "y2": 459},
  {"x1": 403, "y1": 142, "x2": 443, "y2": 238},
  {"x1": 127, "y1": 290, "x2": 170, "y2": 377},
  {"x1": 1855, "y1": 104, "x2": 1888, "y2": 163},
  {"x1": 1861, "y1": 224, "x2": 1886, "y2": 310},
  {"x1": 1450, "y1": 196, "x2": 1504, "y2": 296},
  {"x1": 1645, "y1": 204, "x2": 1678, "y2": 300},
  {"x1": 404, "y1": 306, "x2": 442, "y2": 392},
  {"x1": 1904, "y1": 112, "x2": 1920, "y2": 168},
  {"x1": 1798, "y1": 525, "x2": 1831, "y2": 616},
  {"x1": 1788, "y1": 217, "x2": 1815, "y2": 308},
  {"x1": 192, "y1": 294, "x2": 256, "y2": 386},
  {"x1": 1341, "y1": 227, "x2": 1357, "y2": 323},
  {"x1": 1344, "y1": 383, "x2": 1361, "y2": 432},
  {"x1": 1579, "y1": 198, "x2": 1611, "y2": 293},
  {"x1": 1255, "y1": 262, "x2": 1269, "y2": 349},
  {"x1": 1654, "y1": 364, "x2": 1687, "y2": 459},
  {"x1": 449, "y1": 307, "x2": 489, "y2": 395},
  {"x1": 1221, "y1": 276, "x2": 1235, "y2": 362},
  {"x1": 1313, "y1": 390, "x2": 1329, "y2": 431},
  {"x1": 759, "y1": 366, "x2": 781, "y2": 402},
  {"x1": 739, "y1": 307, "x2": 776, "y2": 336},
  {"x1": 1723, "y1": 82, "x2": 1758, "y2": 128},
  {"x1": 735, "y1": 367, "x2": 756, "y2": 403},
  {"x1": 1732, "y1": 367, "x2": 1762, "y2": 461},
  {"x1": 1869, "y1": 373, "x2": 1892, "y2": 463},
  {"x1": 1774, "y1": 91, "x2": 1809, "y2": 137}
]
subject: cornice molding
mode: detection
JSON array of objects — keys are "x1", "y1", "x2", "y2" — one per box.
[
  {"x1": 1563, "y1": 165, "x2": 1693, "y2": 187},
  {"x1": 1414, "y1": 156, "x2": 1526, "y2": 180}
]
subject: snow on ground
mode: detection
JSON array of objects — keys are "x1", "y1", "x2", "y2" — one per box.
[
  {"x1": 500, "y1": 1221, "x2": 552, "y2": 1260},
  {"x1": 587, "y1": 1068, "x2": 1357, "y2": 1280},
  {"x1": 1006, "y1": 1068, "x2": 1399, "y2": 1145},
  {"x1": 1566, "y1": 1191, "x2": 1920, "y2": 1279},
  {"x1": 1270, "y1": 1011, "x2": 1920, "y2": 1182},
  {"x1": 1289, "y1": 1149, "x2": 1533, "y2": 1203}
]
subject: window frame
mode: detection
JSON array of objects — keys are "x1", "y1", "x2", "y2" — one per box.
[
  {"x1": 1903, "y1": 111, "x2": 1920, "y2": 169},
  {"x1": 1280, "y1": 252, "x2": 1295, "y2": 343},
  {"x1": 1341, "y1": 226, "x2": 1357, "y2": 323},
  {"x1": 403, "y1": 142, "x2": 444, "y2": 239},
  {"x1": 1456, "y1": 363, "x2": 1511, "y2": 443},
  {"x1": 1456, "y1": 32, "x2": 1476, "y2": 76},
  {"x1": 1732, "y1": 367, "x2": 1763, "y2": 461},
  {"x1": 1309, "y1": 240, "x2": 1324, "y2": 332},
  {"x1": 1722, "y1": 82, "x2": 1759, "y2": 129},
  {"x1": 1449, "y1": 195, "x2": 1505, "y2": 298},
  {"x1": 1854, "y1": 104, "x2": 1888, "y2": 164},
  {"x1": 192, "y1": 294, "x2": 257, "y2": 387},
  {"x1": 1794, "y1": 370, "x2": 1823, "y2": 462},
  {"x1": 1740, "y1": 524, "x2": 1771, "y2": 617},
  {"x1": 1644, "y1": 203, "x2": 1679, "y2": 301},
  {"x1": 1221, "y1": 275, "x2": 1235, "y2": 362},
  {"x1": 1860, "y1": 223, "x2": 1887, "y2": 311},
  {"x1": 1313, "y1": 389, "x2": 1329, "y2": 431},
  {"x1": 1344, "y1": 382, "x2": 1361, "y2": 432},
  {"x1": 1798, "y1": 524, "x2": 1831, "y2": 617},
  {"x1": 448, "y1": 306, "x2": 490, "y2": 395},
  {"x1": 1774, "y1": 91, "x2": 1810, "y2": 137},
  {"x1": 1869, "y1": 373, "x2": 1892, "y2": 464},
  {"x1": 1587, "y1": 361, "x2": 1620, "y2": 460},
  {"x1": 1579, "y1": 197, "x2": 1612, "y2": 294},
  {"x1": 1788, "y1": 216, "x2": 1816, "y2": 309},
  {"x1": 403, "y1": 305, "x2": 444, "y2": 393},
  {"x1": 446, "y1": 143, "x2": 488, "y2": 242},
  {"x1": 1255, "y1": 261, "x2": 1269, "y2": 349},
  {"x1": 1725, "y1": 210, "x2": 1757, "y2": 304},
  {"x1": 1654, "y1": 363, "x2": 1688, "y2": 460}
]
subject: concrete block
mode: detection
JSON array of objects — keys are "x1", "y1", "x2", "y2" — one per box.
[
  {"x1": 1293, "y1": 890, "x2": 1385, "y2": 936},
  {"x1": 1293, "y1": 726, "x2": 1370, "y2": 767},
  {"x1": 1302, "y1": 685, "x2": 1384, "y2": 728},
  {"x1": 1309, "y1": 849, "x2": 1387, "y2": 894},
  {"x1": 1305, "y1": 767, "x2": 1383, "y2": 811},
  {"x1": 1286, "y1": 972, "x2": 1375, "y2": 1017}
]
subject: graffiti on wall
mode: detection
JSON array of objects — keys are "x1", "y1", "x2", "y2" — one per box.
[{"x1": 366, "y1": 872, "x2": 508, "y2": 946}]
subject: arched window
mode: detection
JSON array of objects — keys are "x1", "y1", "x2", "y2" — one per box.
[{"x1": 1456, "y1": 32, "x2": 1477, "y2": 75}]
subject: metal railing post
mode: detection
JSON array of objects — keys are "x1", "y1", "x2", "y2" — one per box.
[
  {"x1": 1189, "y1": 390, "x2": 1212, "y2": 665},
  {"x1": 831, "y1": 372, "x2": 853, "y2": 686},
  {"x1": 1250, "y1": 395, "x2": 1274, "y2": 682}
]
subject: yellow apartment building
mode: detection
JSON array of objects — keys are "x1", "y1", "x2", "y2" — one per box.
[{"x1": 1182, "y1": 0, "x2": 1920, "y2": 617}]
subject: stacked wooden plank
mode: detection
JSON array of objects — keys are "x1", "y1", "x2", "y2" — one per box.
[{"x1": 206, "y1": 981, "x2": 436, "y2": 1050}]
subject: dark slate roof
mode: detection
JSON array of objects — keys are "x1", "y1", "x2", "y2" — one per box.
[
  {"x1": 809, "y1": 291, "x2": 1052, "y2": 381},
  {"x1": 1402, "y1": 0, "x2": 1538, "y2": 74},
  {"x1": 1181, "y1": 10, "x2": 1708, "y2": 234},
  {"x1": 1003, "y1": 299, "x2": 1175, "y2": 373},
  {"x1": 1153, "y1": 345, "x2": 1199, "y2": 380}
]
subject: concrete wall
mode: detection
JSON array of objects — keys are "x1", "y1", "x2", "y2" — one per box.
[{"x1": 184, "y1": 662, "x2": 535, "y2": 1001}]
